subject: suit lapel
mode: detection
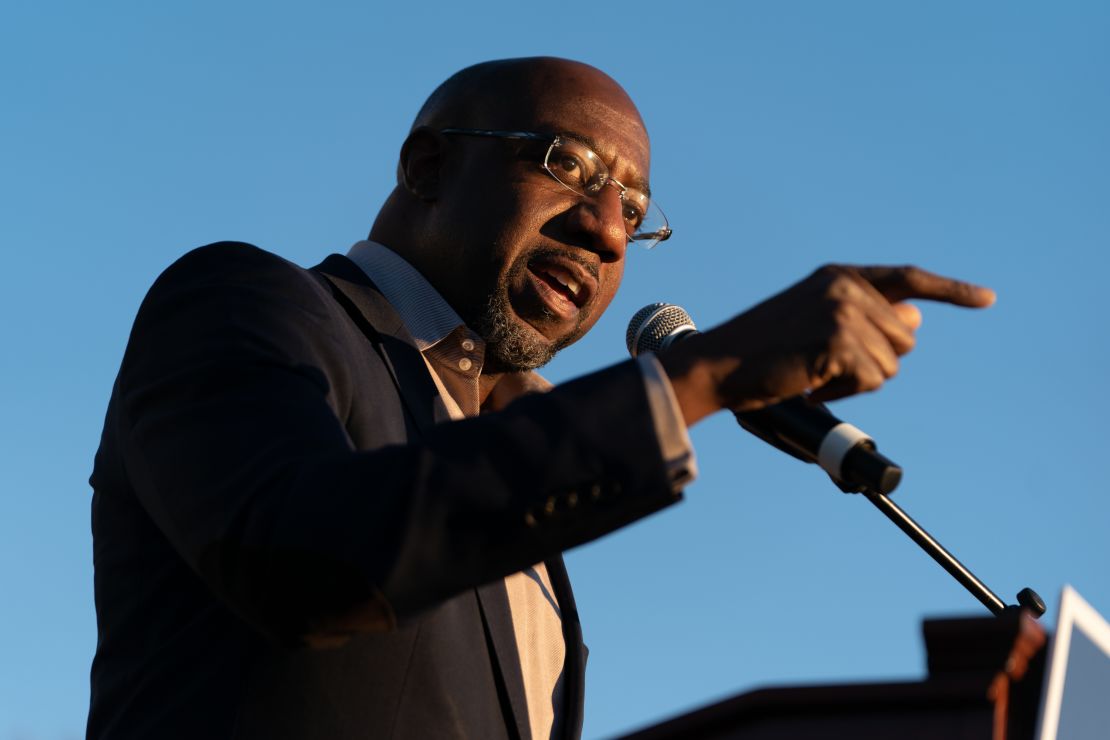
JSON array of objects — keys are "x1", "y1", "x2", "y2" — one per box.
[
  {"x1": 476, "y1": 580, "x2": 533, "y2": 740},
  {"x1": 545, "y1": 556, "x2": 586, "y2": 740},
  {"x1": 313, "y1": 253, "x2": 532, "y2": 737},
  {"x1": 312, "y1": 254, "x2": 451, "y2": 432}
]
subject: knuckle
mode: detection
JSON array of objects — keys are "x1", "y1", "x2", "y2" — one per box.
[
  {"x1": 812, "y1": 264, "x2": 851, "y2": 290},
  {"x1": 862, "y1": 368, "x2": 885, "y2": 392},
  {"x1": 899, "y1": 265, "x2": 928, "y2": 291},
  {"x1": 885, "y1": 356, "x2": 900, "y2": 378},
  {"x1": 825, "y1": 275, "x2": 858, "y2": 302},
  {"x1": 830, "y1": 301, "x2": 858, "y2": 328},
  {"x1": 953, "y1": 281, "x2": 975, "y2": 301}
]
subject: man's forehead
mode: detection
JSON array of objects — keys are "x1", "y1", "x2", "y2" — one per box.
[
  {"x1": 416, "y1": 58, "x2": 652, "y2": 186},
  {"x1": 528, "y1": 92, "x2": 652, "y2": 190}
]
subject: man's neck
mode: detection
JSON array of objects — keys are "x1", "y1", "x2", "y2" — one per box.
[
  {"x1": 347, "y1": 239, "x2": 538, "y2": 411},
  {"x1": 478, "y1": 372, "x2": 507, "y2": 411}
]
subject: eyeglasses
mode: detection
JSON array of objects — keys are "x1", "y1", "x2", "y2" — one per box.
[{"x1": 439, "y1": 128, "x2": 673, "y2": 249}]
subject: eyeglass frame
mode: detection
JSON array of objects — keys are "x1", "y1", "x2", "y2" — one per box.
[{"x1": 438, "y1": 127, "x2": 673, "y2": 247}]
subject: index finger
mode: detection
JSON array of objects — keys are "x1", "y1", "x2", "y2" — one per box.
[{"x1": 852, "y1": 265, "x2": 996, "y2": 307}]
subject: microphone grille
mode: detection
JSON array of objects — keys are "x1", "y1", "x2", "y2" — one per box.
[{"x1": 626, "y1": 303, "x2": 697, "y2": 357}]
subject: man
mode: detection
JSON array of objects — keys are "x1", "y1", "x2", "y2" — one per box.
[{"x1": 88, "y1": 57, "x2": 993, "y2": 739}]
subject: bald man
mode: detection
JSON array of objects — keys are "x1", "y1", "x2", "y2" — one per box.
[{"x1": 88, "y1": 58, "x2": 993, "y2": 740}]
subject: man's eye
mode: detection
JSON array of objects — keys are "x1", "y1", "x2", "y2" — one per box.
[
  {"x1": 623, "y1": 203, "x2": 645, "y2": 230},
  {"x1": 553, "y1": 154, "x2": 585, "y2": 179}
]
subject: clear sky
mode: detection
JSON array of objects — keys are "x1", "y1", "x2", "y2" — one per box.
[{"x1": 2, "y1": 1, "x2": 1108, "y2": 738}]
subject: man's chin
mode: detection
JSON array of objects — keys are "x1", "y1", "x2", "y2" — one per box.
[
  {"x1": 482, "y1": 318, "x2": 559, "y2": 373},
  {"x1": 478, "y1": 305, "x2": 578, "y2": 373},
  {"x1": 476, "y1": 260, "x2": 589, "y2": 372}
]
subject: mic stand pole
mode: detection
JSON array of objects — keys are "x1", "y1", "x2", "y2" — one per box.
[{"x1": 857, "y1": 487, "x2": 1045, "y2": 618}]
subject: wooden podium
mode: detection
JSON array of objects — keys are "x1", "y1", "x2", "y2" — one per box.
[{"x1": 621, "y1": 609, "x2": 1046, "y2": 740}]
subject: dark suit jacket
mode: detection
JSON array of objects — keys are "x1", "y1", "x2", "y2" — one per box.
[{"x1": 88, "y1": 242, "x2": 681, "y2": 739}]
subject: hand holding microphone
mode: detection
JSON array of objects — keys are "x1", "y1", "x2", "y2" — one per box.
[
  {"x1": 629, "y1": 303, "x2": 905, "y2": 493},
  {"x1": 647, "y1": 264, "x2": 994, "y2": 426},
  {"x1": 629, "y1": 265, "x2": 994, "y2": 493}
]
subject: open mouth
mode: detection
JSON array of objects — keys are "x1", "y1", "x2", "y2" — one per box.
[
  {"x1": 532, "y1": 265, "x2": 582, "y2": 306},
  {"x1": 526, "y1": 256, "x2": 596, "y2": 316},
  {"x1": 523, "y1": 259, "x2": 594, "y2": 321}
]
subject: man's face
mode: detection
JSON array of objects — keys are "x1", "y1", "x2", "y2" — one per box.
[{"x1": 425, "y1": 69, "x2": 652, "y2": 372}]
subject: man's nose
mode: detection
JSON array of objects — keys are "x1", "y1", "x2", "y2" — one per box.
[{"x1": 562, "y1": 184, "x2": 628, "y2": 263}]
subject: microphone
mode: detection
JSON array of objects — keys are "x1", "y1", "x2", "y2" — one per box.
[{"x1": 627, "y1": 303, "x2": 903, "y2": 495}]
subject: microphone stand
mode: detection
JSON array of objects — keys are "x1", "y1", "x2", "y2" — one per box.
[
  {"x1": 854, "y1": 485, "x2": 1045, "y2": 618},
  {"x1": 625, "y1": 303, "x2": 1045, "y2": 618}
]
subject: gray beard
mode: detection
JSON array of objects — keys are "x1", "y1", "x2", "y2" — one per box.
[
  {"x1": 476, "y1": 290, "x2": 561, "y2": 373},
  {"x1": 472, "y1": 246, "x2": 591, "y2": 373}
]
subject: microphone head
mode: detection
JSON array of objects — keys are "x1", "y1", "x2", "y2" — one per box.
[{"x1": 626, "y1": 303, "x2": 697, "y2": 357}]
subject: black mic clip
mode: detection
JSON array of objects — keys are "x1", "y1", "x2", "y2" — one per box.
[{"x1": 735, "y1": 396, "x2": 903, "y2": 496}]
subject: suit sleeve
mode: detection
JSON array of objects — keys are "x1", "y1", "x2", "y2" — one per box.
[{"x1": 107, "y1": 243, "x2": 682, "y2": 643}]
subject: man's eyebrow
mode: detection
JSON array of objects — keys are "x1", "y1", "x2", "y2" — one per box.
[{"x1": 557, "y1": 129, "x2": 652, "y2": 198}]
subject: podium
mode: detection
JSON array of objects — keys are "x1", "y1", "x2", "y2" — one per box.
[{"x1": 621, "y1": 609, "x2": 1047, "y2": 740}]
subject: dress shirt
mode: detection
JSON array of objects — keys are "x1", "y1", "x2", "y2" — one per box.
[{"x1": 345, "y1": 240, "x2": 696, "y2": 738}]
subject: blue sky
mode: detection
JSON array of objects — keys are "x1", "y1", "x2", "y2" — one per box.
[{"x1": 2, "y1": 2, "x2": 1108, "y2": 738}]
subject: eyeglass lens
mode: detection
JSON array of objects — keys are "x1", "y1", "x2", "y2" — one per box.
[{"x1": 543, "y1": 138, "x2": 669, "y2": 247}]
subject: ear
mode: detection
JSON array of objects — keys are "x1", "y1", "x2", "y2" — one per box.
[{"x1": 397, "y1": 127, "x2": 449, "y2": 201}]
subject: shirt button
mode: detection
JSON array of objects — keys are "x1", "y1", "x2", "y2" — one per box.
[
  {"x1": 461, "y1": 339, "x2": 476, "y2": 352},
  {"x1": 458, "y1": 357, "x2": 473, "y2": 372}
]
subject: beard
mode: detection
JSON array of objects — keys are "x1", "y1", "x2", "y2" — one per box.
[{"x1": 474, "y1": 246, "x2": 589, "y2": 373}]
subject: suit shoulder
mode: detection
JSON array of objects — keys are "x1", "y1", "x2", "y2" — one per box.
[
  {"x1": 131, "y1": 242, "x2": 339, "y2": 345},
  {"x1": 157, "y1": 241, "x2": 307, "y2": 285},
  {"x1": 142, "y1": 242, "x2": 339, "y2": 312}
]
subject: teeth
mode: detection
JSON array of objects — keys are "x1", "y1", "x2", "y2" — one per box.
[{"x1": 547, "y1": 269, "x2": 580, "y2": 297}]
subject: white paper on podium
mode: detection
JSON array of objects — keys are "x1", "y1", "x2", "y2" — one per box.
[{"x1": 1035, "y1": 586, "x2": 1110, "y2": 740}]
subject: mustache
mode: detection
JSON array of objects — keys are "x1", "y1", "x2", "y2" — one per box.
[{"x1": 523, "y1": 246, "x2": 599, "y2": 281}]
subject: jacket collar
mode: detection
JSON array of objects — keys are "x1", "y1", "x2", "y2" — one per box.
[{"x1": 312, "y1": 253, "x2": 452, "y2": 431}]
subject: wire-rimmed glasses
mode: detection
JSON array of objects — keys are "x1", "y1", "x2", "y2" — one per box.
[{"x1": 440, "y1": 128, "x2": 673, "y2": 248}]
